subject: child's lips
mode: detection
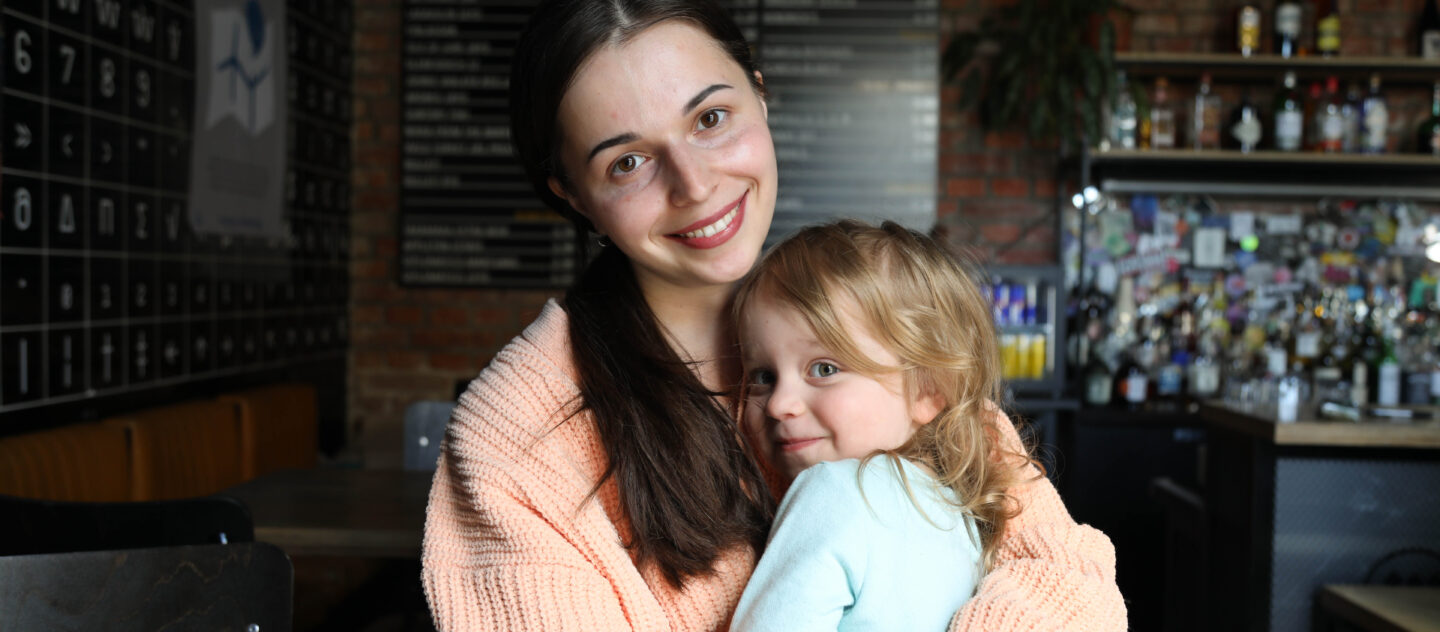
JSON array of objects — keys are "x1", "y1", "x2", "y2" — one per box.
[{"x1": 777, "y1": 437, "x2": 822, "y2": 452}]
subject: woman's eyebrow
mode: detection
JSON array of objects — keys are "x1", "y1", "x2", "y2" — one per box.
[
  {"x1": 683, "y1": 83, "x2": 732, "y2": 114},
  {"x1": 584, "y1": 84, "x2": 734, "y2": 164}
]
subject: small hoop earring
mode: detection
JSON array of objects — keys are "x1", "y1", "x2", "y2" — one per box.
[{"x1": 596, "y1": 235, "x2": 612, "y2": 248}]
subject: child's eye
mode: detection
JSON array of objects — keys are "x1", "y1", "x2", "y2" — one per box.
[
  {"x1": 747, "y1": 369, "x2": 776, "y2": 387},
  {"x1": 611, "y1": 154, "x2": 648, "y2": 175},
  {"x1": 696, "y1": 108, "x2": 728, "y2": 131},
  {"x1": 807, "y1": 362, "x2": 839, "y2": 378}
]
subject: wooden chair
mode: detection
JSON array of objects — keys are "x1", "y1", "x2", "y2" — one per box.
[
  {"x1": 0, "y1": 422, "x2": 131, "y2": 502},
  {"x1": 218, "y1": 383, "x2": 320, "y2": 479},
  {"x1": 0, "y1": 494, "x2": 254, "y2": 557},
  {"x1": 0, "y1": 543, "x2": 292, "y2": 632},
  {"x1": 105, "y1": 399, "x2": 246, "y2": 501}
]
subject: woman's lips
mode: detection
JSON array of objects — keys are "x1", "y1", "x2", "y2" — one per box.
[{"x1": 669, "y1": 192, "x2": 746, "y2": 249}]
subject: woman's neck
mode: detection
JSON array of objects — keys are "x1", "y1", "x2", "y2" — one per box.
[{"x1": 641, "y1": 282, "x2": 740, "y2": 393}]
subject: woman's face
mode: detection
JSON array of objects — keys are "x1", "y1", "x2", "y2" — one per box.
[{"x1": 549, "y1": 21, "x2": 778, "y2": 294}]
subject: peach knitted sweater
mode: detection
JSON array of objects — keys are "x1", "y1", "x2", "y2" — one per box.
[{"x1": 423, "y1": 300, "x2": 1126, "y2": 631}]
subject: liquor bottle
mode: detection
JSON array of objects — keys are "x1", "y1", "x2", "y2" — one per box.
[
  {"x1": 1238, "y1": 1, "x2": 1263, "y2": 57},
  {"x1": 1418, "y1": 80, "x2": 1440, "y2": 156},
  {"x1": 1083, "y1": 344, "x2": 1114, "y2": 407},
  {"x1": 1193, "y1": 73, "x2": 1223, "y2": 150},
  {"x1": 1315, "y1": 76, "x2": 1346, "y2": 153},
  {"x1": 1190, "y1": 335, "x2": 1222, "y2": 399},
  {"x1": 1360, "y1": 73, "x2": 1388, "y2": 154},
  {"x1": 1377, "y1": 333, "x2": 1401, "y2": 406},
  {"x1": 1151, "y1": 77, "x2": 1177, "y2": 149},
  {"x1": 1317, "y1": 0, "x2": 1341, "y2": 56},
  {"x1": 1341, "y1": 80, "x2": 1364, "y2": 153},
  {"x1": 1418, "y1": 0, "x2": 1440, "y2": 58},
  {"x1": 1304, "y1": 81, "x2": 1323, "y2": 150},
  {"x1": 1274, "y1": 71, "x2": 1305, "y2": 151},
  {"x1": 1230, "y1": 90, "x2": 1263, "y2": 153},
  {"x1": 1110, "y1": 71, "x2": 1138, "y2": 150},
  {"x1": 1276, "y1": 0, "x2": 1303, "y2": 57},
  {"x1": 1114, "y1": 352, "x2": 1150, "y2": 410}
]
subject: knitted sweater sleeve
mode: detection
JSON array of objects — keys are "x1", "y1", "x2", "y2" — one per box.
[
  {"x1": 947, "y1": 408, "x2": 1128, "y2": 632},
  {"x1": 421, "y1": 305, "x2": 661, "y2": 632}
]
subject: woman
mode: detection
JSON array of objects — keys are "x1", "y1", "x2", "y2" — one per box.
[{"x1": 421, "y1": 1, "x2": 1126, "y2": 630}]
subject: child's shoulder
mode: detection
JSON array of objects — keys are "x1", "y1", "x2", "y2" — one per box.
[{"x1": 788, "y1": 457, "x2": 929, "y2": 506}]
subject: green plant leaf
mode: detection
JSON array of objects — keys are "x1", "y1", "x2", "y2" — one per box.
[{"x1": 941, "y1": 33, "x2": 980, "y2": 81}]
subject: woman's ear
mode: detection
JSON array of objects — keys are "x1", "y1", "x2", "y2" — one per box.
[
  {"x1": 548, "y1": 176, "x2": 589, "y2": 219},
  {"x1": 754, "y1": 71, "x2": 769, "y2": 119}
]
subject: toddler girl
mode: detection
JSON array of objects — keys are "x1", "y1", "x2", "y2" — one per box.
[{"x1": 729, "y1": 220, "x2": 1039, "y2": 631}]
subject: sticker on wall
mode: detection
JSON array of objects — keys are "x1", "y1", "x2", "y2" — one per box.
[{"x1": 189, "y1": 0, "x2": 288, "y2": 238}]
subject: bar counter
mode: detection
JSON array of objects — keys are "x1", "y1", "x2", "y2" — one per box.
[
  {"x1": 1201, "y1": 402, "x2": 1440, "y2": 449},
  {"x1": 1197, "y1": 402, "x2": 1440, "y2": 632}
]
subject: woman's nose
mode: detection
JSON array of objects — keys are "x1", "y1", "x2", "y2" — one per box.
[{"x1": 664, "y1": 144, "x2": 715, "y2": 207}]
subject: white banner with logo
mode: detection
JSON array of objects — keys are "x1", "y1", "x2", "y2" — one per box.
[{"x1": 189, "y1": 0, "x2": 287, "y2": 238}]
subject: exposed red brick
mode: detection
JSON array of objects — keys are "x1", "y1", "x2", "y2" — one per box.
[
  {"x1": 430, "y1": 353, "x2": 478, "y2": 372},
  {"x1": 430, "y1": 307, "x2": 469, "y2": 327},
  {"x1": 386, "y1": 306, "x2": 423, "y2": 325},
  {"x1": 947, "y1": 177, "x2": 987, "y2": 197},
  {"x1": 990, "y1": 178, "x2": 1030, "y2": 198}
]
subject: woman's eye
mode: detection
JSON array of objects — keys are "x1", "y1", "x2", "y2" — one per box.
[
  {"x1": 611, "y1": 154, "x2": 648, "y2": 175},
  {"x1": 697, "y1": 108, "x2": 728, "y2": 130},
  {"x1": 807, "y1": 362, "x2": 839, "y2": 379}
]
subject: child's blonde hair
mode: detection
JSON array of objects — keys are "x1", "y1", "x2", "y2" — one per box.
[{"x1": 733, "y1": 219, "x2": 1039, "y2": 572}]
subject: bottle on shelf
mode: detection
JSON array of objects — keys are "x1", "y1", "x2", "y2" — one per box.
[
  {"x1": 1418, "y1": 80, "x2": 1440, "y2": 156},
  {"x1": 1274, "y1": 71, "x2": 1305, "y2": 152},
  {"x1": 1193, "y1": 72, "x2": 1223, "y2": 150},
  {"x1": 1377, "y1": 331, "x2": 1401, "y2": 406},
  {"x1": 1315, "y1": 76, "x2": 1346, "y2": 153},
  {"x1": 1275, "y1": 0, "x2": 1303, "y2": 57},
  {"x1": 1230, "y1": 89, "x2": 1263, "y2": 153},
  {"x1": 1083, "y1": 342, "x2": 1114, "y2": 407},
  {"x1": 1305, "y1": 81, "x2": 1323, "y2": 150},
  {"x1": 1151, "y1": 77, "x2": 1177, "y2": 149},
  {"x1": 1114, "y1": 351, "x2": 1151, "y2": 411},
  {"x1": 1237, "y1": 1, "x2": 1264, "y2": 57},
  {"x1": 1110, "y1": 70, "x2": 1138, "y2": 150},
  {"x1": 1341, "y1": 80, "x2": 1364, "y2": 153},
  {"x1": 1418, "y1": 0, "x2": 1440, "y2": 58},
  {"x1": 1360, "y1": 73, "x2": 1388, "y2": 154},
  {"x1": 1316, "y1": 0, "x2": 1341, "y2": 56}
]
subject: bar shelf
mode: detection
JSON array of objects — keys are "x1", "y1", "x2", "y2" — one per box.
[{"x1": 1115, "y1": 52, "x2": 1440, "y2": 84}]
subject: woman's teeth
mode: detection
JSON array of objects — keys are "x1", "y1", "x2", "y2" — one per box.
[{"x1": 678, "y1": 208, "x2": 737, "y2": 239}]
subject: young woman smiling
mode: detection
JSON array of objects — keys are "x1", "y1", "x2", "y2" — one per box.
[{"x1": 420, "y1": 1, "x2": 1127, "y2": 630}]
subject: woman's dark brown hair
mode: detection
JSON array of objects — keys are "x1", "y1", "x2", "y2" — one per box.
[{"x1": 509, "y1": 0, "x2": 774, "y2": 587}]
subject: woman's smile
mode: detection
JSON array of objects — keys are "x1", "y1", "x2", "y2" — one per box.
[{"x1": 670, "y1": 191, "x2": 746, "y2": 248}]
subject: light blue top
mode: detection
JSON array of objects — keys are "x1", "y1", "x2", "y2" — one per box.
[{"x1": 730, "y1": 457, "x2": 982, "y2": 632}]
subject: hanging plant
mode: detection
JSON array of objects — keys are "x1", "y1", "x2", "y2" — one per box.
[{"x1": 943, "y1": 0, "x2": 1133, "y2": 156}]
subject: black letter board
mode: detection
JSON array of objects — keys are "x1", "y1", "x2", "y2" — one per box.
[
  {"x1": 0, "y1": 0, "x2": 353, "y2": 428},
  {"x1": 398, "y1": 0, "x2": 938, "y2": 287}
]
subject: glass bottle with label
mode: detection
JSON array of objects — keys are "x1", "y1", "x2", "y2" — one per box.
[
  {"x1": 1377, "y1": 333, "x2": 1401, "y2": 406},
  {"x1": 1341, "y1": 80, "x2": 1364, "y2": 153},
  {"x1": 1275, "y1": 0, "x2": 1303, "y2": 57},
  {"x1": 1190, "y1": 335, "x2": 1222, "y2": 400},
  {"x1": 1230, "y1": 90, "x2": 1263, "y2": 153},
  {"x1": 1417, "y1": 0, "x2": 1440, "y2": 58},
  {"x1": 1360, "y1": 73, "x2": 1388, "y2": 154},
  {"x1": 1083, "y1": 343, "x2": 1114, "y2": 407},
  {"x1": 1237, "y1": 1, "x2": 1263, "y2": 56},
  {"x1": 1115, "y1": 352, "x2": 1150, "y2": 411},
  {"x1": 1274, "y1": 71, "x2": 1305, "y2": 151},
  {"x1": 1315, "y1": 76, "x2": 1346, "y2": 153},
  {"x1": 1151, "y1": 77, "x2": 1177, "y2": 149},
  {"x1": 1417, "y1": 80, "x2": 1440, "y2": 156},
  {"x1": 1193, "y1": 72, "x2": 1223, "y2": 150},
  {"x1": 1110, "y1": 70, "x2": 1138, "y2": 150},
  {"x1": 1316, "y1": 0, "x2": 1341, "y2": 56}
]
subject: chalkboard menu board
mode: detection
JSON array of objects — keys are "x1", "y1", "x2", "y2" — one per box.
[
  {"x1": 399, "y1": 0, "x2": 578, "y2": 288},
  {"x1": 741, "y1": 0, "x2": 939, "y2": 245},
  {"x1": 0, "y1": 1, "x2": 352, "y2": 423},
  {"x1": 399, "y1": 0, "x2": 938, "y2": 287}
]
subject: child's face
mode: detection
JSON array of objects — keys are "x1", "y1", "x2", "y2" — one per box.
[{"x1": 740, "y1": 291, "x2": 942, "y2": 480}]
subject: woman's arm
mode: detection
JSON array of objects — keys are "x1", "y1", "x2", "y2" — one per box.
[
  {"x1": 947, "y1": 409, "x2": 1128, "y2": 632},
  {"x1": 423, "y1": 449, "x2": 639, "y2": 631}
]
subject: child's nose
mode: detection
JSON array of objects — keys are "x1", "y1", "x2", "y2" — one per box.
[{"x1": 764, "y1": 380, "x2": 805, "y2": 420}]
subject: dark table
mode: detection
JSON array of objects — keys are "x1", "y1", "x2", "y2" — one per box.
[
  {"x1": 1317, "y1": 585, "x2": 1440, "y2": 632},
  {"x1": 223, "y1": 468, "x2": 433, "y2": 558}
]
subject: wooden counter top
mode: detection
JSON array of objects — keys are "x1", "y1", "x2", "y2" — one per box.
[{"x1": 1200, "y1": 402, "x2": 1440, "y2": 449}]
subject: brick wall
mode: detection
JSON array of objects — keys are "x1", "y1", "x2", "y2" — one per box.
[{"x1": 350, "y1": 0, "x2": 1428, "y2": 462}]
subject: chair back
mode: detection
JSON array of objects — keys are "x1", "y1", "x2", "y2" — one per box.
[
  {"x1": 105, "y1": 399, "x2": 245, "y2": 501},
  {"x1": 403, "y1": 400, "x2": 453, "y2": 471},
  {"x1": 0, "y1": 542, "x2": 292, "y2": 632},
  {"x1": 219, "y1": 383, "x2": 320, "y2": 479},
  {"x1": 0, "y1": 494, "x2": 253, "y2": 557},
  {"x1": 0, "y1": 422, "x2": 131, "y2": 502}
]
